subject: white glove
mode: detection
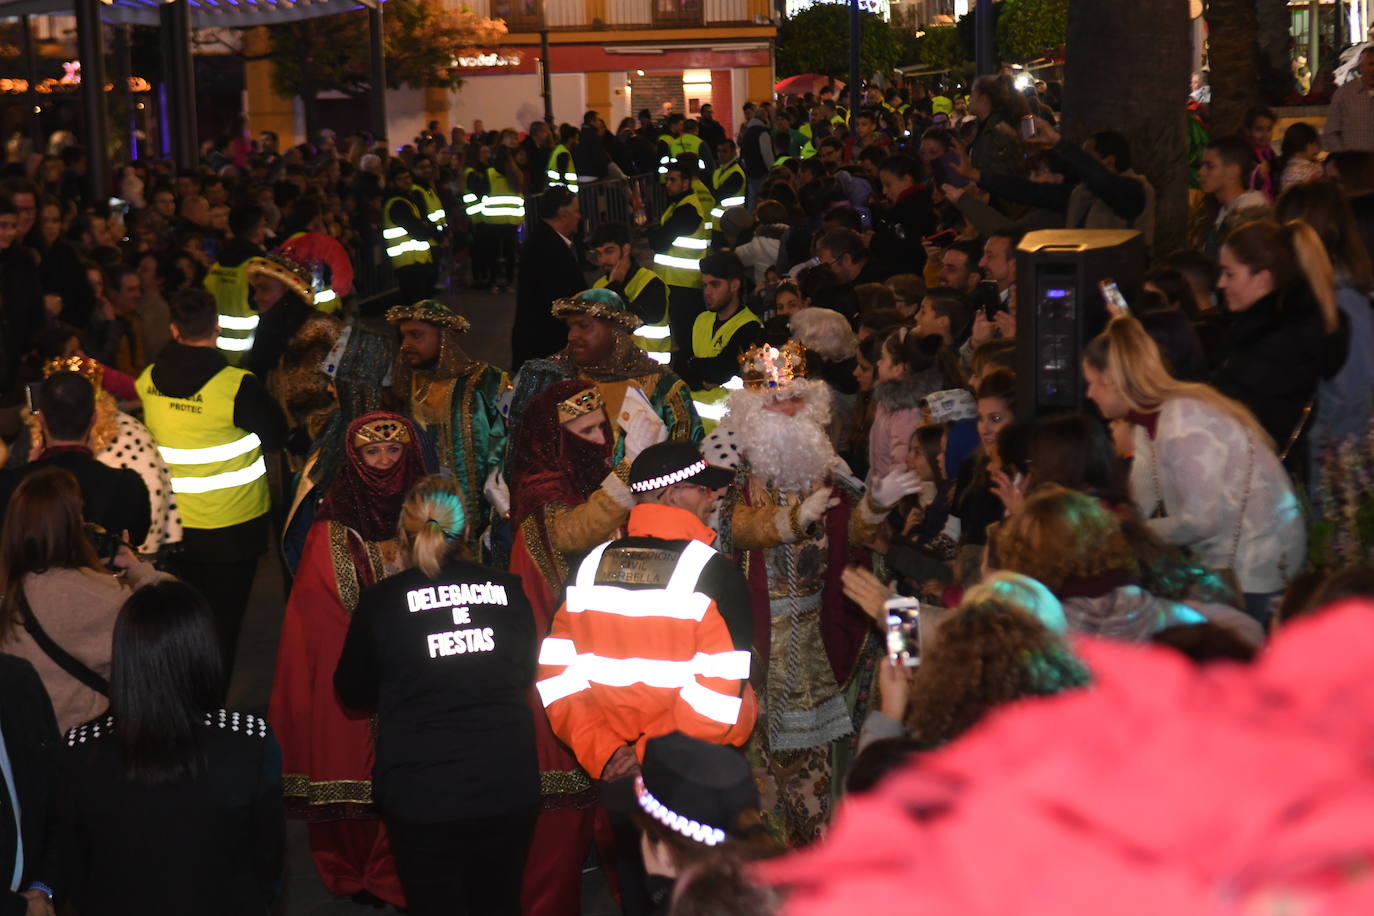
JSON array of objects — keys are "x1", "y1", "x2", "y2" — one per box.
[
  {"x1": 483, "y1": 467, "x2": 511, "y2": 518},
  {"x1": 869, "y1": 468, "x2": 923, "y2": 509},
  {"x1": 798, "y1": 486, "x2": 836, "y2": 529},
  {"x1": 622, "y1": 411, "x2": 669, "y2": 463}
]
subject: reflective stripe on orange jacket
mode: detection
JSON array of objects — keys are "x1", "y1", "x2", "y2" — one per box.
[{"x1": 536, "y1": 505, "x2": 757, "y2": 777}]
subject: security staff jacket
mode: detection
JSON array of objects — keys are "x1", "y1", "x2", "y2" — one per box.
[
  {"x1": 536, "y1": 504, "x2": 757, "y2": 777},
  {"x1": 335, "y1": 559, "x2": 539, "y2": 823},
  {"x1": 139, "y1": 342, "x2": 287, "y2": 555}
]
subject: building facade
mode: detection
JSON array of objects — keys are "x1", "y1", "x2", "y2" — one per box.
[{"x1": 245, "y1": 0, "x2": 775, "y2": 146}]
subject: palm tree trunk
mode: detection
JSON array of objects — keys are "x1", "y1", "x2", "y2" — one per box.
[
  {"x1": 1256, "y1": 0, "x2": 1295, "y2": 101},
  {"x1": 1062, "y1": 0, "x2": 1192, "y2": 255},
  {"x1": 1205, "y1": 0, "x2": 1261, "y2": 135}
]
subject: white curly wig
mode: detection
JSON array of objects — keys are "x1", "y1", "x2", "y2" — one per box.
[{"x1": 718, "y1": 378, "x2": 836, "y2": 492}]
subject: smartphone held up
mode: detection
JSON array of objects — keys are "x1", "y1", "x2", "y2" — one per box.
[{"x1": 884, "y1": 596, "x2": 921, "y2": 668}]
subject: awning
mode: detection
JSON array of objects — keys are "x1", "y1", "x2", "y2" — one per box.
[{"x1": 0, "y1": 0, "x2": 382, "y2": 28}]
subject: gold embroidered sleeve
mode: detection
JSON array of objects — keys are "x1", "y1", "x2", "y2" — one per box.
[
  {"x1": 547, "y1": 489, "x2": 632, "y2": 554},
  {"x1": 848, "y1": 492, "x2": 885, "y2": 546},
  {"x1": 730, "y1": 502, "x2": 787, "y2": 550}
]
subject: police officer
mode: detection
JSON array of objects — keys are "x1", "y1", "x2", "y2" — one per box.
[
  {"x1": 649, "y1": 158, "x2": 711, "y2": 356},
  {"x1": 671, "y1": 250, "x2": 763, "y2": 429},
  {"x1": 335, "y1": 476, "x2": 538, "y2": 916},
  {"x1": 383, "y1": 162, "x2": 441, "y2": 303},
  {"x1": 537, "y1": 440, "x2": 755, "y2": 779},
  {"x1": 202, "y1": 203, "x2": 267, "y2": 363},
  {"x1": 590, "y1": 221, "x2": 670, "y2": 361},
  {"x1": 137, "y1": 288, "x2": 287, "y2": 667},
  {"x1": 536, "y1": 440, "x2": 754, "y2": 916},
  {"x1": 546, "y1": 123, "x2": 581, "y2": 192}
]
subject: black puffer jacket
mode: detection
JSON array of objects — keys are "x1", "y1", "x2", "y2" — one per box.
[{"x1": 1212, "y1": 282, "x2": 1348, "y2": 470}]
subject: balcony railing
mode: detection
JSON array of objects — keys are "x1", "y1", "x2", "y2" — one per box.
[{"x1": 472, "y1": 0, "x2": 756, "y2": 30}]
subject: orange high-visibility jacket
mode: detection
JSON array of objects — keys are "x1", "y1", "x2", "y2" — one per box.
[{"x1": 536, "y1": 505, "x2": 757, "y2": 778}]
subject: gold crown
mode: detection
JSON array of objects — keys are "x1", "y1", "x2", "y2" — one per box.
[
  {"x1": 43, "y1": 355, "x2": 104, "y2": 389},
  {"x1": 739, "y1": 341, "x2": 807, "y2": 390},
  {"x1": 245, "y1": 255, "x2": 315, "y2": 307},
  {"x1": 353, "y1": 419, "x2": 412, "y2": 449},
  {"x1": 557, "y1": 387, "x2": 604, "y2": 423}
]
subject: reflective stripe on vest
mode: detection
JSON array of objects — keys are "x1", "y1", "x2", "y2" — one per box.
[
  {"x1": 383, "y1": 196, "x2": 434, "y2": 268},
  {"x1": 203, "y1": 260, "x2": 255, "y2": 365},
  {"x1": 136, "y1": 365, "x2": 269, "y2": 529},
  {"x1": 416, "y1": 184, "x2": 448, "y2": 231},
  {"x1": 657, "y1": 134, "x2": 680, "y2": 176},
  {"x1": 711, "y1": 163, "x2": 746, "y2": 218},
  {"x1": 652, "y1": 195, "x2": 710, "y2": 289},
  {"x1": 547, "y1": 145, "x2": 578, "y2": 190},
  {"x1": 690, "y1": 378, "x2": 742, "y2": 428},
  {"x1": 484, "y1": 168, "x2": 526, "y2": 225},
  {"x1": 535, "y1": 539, "x2": 748, "y2": 725},
  {"x1": 598, "y1": 268, "x2": 671, "y2": 354},
  {"x1": 461, "y1": 167, "x2": 486, "y2": 218}
]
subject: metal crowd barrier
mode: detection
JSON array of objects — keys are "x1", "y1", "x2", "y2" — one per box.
[{"x1": 523, "y1": 173, "x2": 668, "y2": 239}]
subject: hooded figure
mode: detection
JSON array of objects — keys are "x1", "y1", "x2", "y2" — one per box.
[{"x1": 269, "y1": 412, "x2": 427, "y2": 909}]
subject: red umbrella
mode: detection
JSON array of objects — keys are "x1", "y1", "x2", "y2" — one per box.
[{"x1": 774, "y1": 74, "x2": 845, "y2": 97}]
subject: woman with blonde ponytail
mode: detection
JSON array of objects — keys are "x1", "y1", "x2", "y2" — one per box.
[
  {"x1": 1213, "y1": 218, "x2": 1350, "y2": 474},
  {"x1": 335, "y1": 473, "x2": 539, "y2": 915},
  {"x1": 1083, "y1": 316, "x2": 1305, "y2": 627}
]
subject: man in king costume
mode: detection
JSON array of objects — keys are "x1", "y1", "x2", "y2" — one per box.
[
  {"x1": 386, "y1": 299, "x2": 508, "y2": 549},
  {"x1": 503, "y1": 288, "x2": 703, "y2": 478},
  {"x1": 709, "y1": 341, "x2": 922, "y2": 846}
]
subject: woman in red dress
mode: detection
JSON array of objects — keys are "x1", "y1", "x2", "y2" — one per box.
[{"x1": 269, "y1": 412, "x2": 426, "y2": 907}]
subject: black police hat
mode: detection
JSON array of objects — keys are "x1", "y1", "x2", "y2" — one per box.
[
  {"x1": 629, "y1": 441, "x2": 734, "y2": 494},
  {"x1": 621, "y1": 732, "x2": 761, "y2": 847}
]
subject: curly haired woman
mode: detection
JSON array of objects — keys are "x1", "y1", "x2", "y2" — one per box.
[{"x1": 992, "y1": 485, "x2": 1264, "y2": 646}]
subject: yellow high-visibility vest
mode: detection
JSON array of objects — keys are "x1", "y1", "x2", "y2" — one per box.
[
  {"x1": 383, "y1": 196, "x2": 434, "y2": 268},
  {"x1": 137, "y1": 363, "x2": 270, "y2": 529},
  {"x1": 461, "y1": 166, "x2": 487, "y2": 221},
  {"x1": 652, "y1": 194, "x2": 710, "y2": 289},
  {"x1": 484, "y1": 168, "x2": 526, "y2": 226},
  {"x1": 415, "y1": 183, "x2": 448, "y2": 232},
  {"x1": 711, "y1": 162, "x2": 746, "y2": 219},
  {"x1": 547, "y1": 144, "x2": 578, "y2": 191},
  {"x1": 202, "y1": 260, "x2": 255, "y2": 365},
  {"x1": 595, "y1": 266, "x2": 669, "y2": 359}
]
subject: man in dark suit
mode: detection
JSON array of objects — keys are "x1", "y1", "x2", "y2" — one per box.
[
  {"x1": 512, "y1": 187, "x2": 586, "y2": 370},
  {"x1": 8, "y1": 371, "x2": 151, "y2": 549}
]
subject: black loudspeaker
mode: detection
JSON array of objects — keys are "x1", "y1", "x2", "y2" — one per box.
[{"x1": 1013, "y1": 229, "x2": 1147, "y2": 418}]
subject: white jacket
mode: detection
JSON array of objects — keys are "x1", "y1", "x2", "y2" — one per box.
[{"x1": 1130, "y1": 397, "x2": 1305, "y2": 594}]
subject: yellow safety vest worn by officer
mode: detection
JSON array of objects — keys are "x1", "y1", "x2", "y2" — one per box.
[
  {"x1": 484, "y1": 168, "x2": 526, "y2": 225},
  {"x1": 691, "y1": 177, "x2": 718, "y2": 231},
  {"x1": 688, "y1": 306, "x2": 760, "y2": 427},
  {"x1": 546, "y1": 144, "x2": 577, "y2": 191},
  {"x1": 460, "y1": 166, "x2": 487, "y2": 220},
  {"x1": 678, "y1": 133, "x2": 707, "y2": 175},
  {"x1": 711, "y1": 162, "x2": 746, "y2": 220},
  {"x1": 202, "y1": 260, "x2": 255, "y2": 364},
  {"x1": 595, "y1": 266, "x2": 670, "y2": 359},
  {"x1": 415, "y1": 183, "x2": 448, "y2": 233},
  {"x1": 137, "y1": 364, "x2": 269, "y2": 530},
  {"x1": 657, "y1": 133, "x2": 682, "y2": 179},
  {"x1": 383, "y1": 196, "x2": 434, "y2": 269},
  {"x1": 652, "y1": 194, "x2": 710, "y2": 289}
]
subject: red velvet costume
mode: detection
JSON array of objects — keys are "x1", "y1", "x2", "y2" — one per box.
[
  {"x1": 269, "y1": 413, "x2": 426, "y2": 906},
  {"x1": 508, "y1": 381, "x2": 627, "y2": 916}
]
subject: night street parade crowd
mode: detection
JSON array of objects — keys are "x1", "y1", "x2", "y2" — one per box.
[{"x1": 6, "y1": 64, "x2": 1374, "y2": 915}]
